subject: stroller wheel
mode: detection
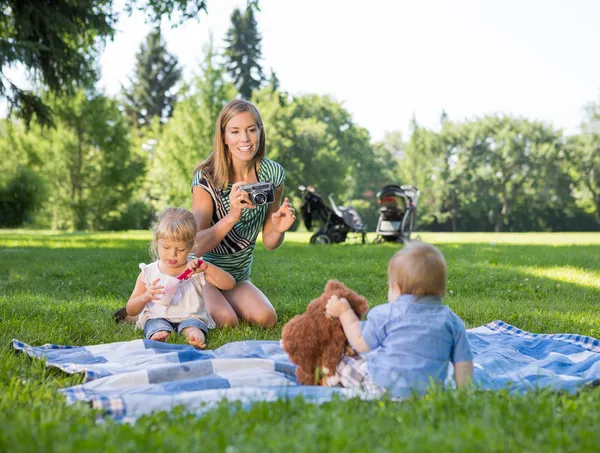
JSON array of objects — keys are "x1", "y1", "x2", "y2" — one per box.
[{"x1": 310, "y1": 231, "x2": 331, "y2": 245}]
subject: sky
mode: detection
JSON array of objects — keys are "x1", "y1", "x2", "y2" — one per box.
[{"x1": 12, "y1": 0, "x2": 600, "y2": 141}]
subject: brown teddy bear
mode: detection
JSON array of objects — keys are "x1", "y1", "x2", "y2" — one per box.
[{"x1": 281, "y1": 280, "x2": 369, "y2": 385}]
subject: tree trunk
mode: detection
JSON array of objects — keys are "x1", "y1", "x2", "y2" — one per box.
[
  {"x1": 494, "y1": 216, "x2": 503, "y2": 232},
  {"x1": 495, "y1": 192, "x2": 511, "y2": 232},
  {"x1": 73, "y1": 121, "x2": 86, "y2": 230}
]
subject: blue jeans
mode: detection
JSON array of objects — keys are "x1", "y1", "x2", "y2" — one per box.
[{"x1": 143, "y1": 318, "x2": 208, "y2": 339}]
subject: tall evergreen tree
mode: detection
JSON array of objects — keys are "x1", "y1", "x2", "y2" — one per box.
[
  {"x1": 224, "y1": 7, "x2": 265, "y2": 99},
  {"x1": 0, "y1": 0, "x2": 209, "y2": 128},
  {"x1": 122, "y1": 28, "x2": 182, "y2": 128}
]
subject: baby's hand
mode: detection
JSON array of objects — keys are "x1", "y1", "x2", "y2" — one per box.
[
  {"x1": 143, "y1": 278, "x2": 164, "y2": 303},
  {"x1": 188, "y1": 258, "x2": 208, "y2": 274},
  {"x1": 325, "y1": 295, "x2": 351, "y2": 319}
]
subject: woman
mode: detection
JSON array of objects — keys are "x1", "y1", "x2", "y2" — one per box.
[
  {"x1": 190, "y1": 99, "x2": 295, "y2": 327},
  {"x1": 114, "y1": 99, "x2": 295, "y2": 328}
]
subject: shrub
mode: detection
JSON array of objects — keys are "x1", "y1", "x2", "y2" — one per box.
[{"x1": 0, "y1": 166, "x2": 46, "y2": 227}]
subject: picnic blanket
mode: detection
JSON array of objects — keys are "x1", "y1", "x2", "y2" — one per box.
[{"x1": 12, "y1": 320, "x2": 600, "y2": 422}]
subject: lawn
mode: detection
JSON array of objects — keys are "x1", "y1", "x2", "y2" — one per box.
[{"x1": 1, "y1": 230, "x2": 599, "y2": 452}]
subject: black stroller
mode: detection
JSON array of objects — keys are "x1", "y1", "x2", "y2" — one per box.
[
  {"x1": 374, "y1": 184, "x2": 419, "y2": 243},
  {"x1": 299, "y1": 185, "x2": 367, "y2": 244}
]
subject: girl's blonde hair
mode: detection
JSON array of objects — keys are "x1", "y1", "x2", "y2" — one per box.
[
  {"x1": 150, "y1": 208, "x2": 197, "y2": 260},
  {"x1": 194, "y1": 99, "x2": 266, "y2": 190},
  {"x1": 388, "y1": 241, "x2": 447, "y2": 297}
]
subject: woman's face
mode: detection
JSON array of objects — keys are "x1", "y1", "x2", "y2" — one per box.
[{"x1": 223, "y1": 111, "x2": 260, "y2": 163}]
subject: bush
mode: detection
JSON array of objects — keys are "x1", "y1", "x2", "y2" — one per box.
[
  {"x1": 102, "y1": 201, "x2": 154, "y2": 231},
  {"x1": 0, "y1": 166, "x2": 46, "y2": 227}
]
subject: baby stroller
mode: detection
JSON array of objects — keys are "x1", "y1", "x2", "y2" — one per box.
[
  {"x1": 299, "y1": 185, "x2": 367, "y2": 244},
  {"x1": 374, "y1": 184, "x2": 419, "y2": 243}
]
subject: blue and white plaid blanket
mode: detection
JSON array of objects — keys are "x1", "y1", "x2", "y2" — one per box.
[{"x1": 12, "y1": 320, "x2": 600, "y2": 422}]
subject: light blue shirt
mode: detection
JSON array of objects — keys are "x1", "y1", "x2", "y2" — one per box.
[{"x1": 361, "y1": 294, "x2": 473, "y2": 398}]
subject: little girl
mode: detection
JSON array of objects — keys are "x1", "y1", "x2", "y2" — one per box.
[{"x1": 126, "y1": 207, "x2": 235, "y2": 348}]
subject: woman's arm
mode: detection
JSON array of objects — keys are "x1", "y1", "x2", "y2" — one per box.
[
  {"x1": 262, "y1": 184, "x2": 295, "y2": 250},
  {"x1": 192, "y1": 186, "x2": 239, "y2": 256},
  {"x1": 126, "y1": 273, "x2": 161, "y2": 316},
  {"x1": 203, "y1": 262, "x2": 236, "y2": 290},
  {"x1": 187, "y1": 258, "x2": 236, "y2": 291}
]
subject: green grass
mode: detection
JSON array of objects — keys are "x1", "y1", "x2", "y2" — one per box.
[{"x1": 1, "y1": 230, "x2": 599, "y2": 452}]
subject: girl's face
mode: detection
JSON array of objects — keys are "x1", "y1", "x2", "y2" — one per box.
[
  {"x1": 223, "y1": 111, "x2": 260, "y2": 163},
  {"x1": 157, "y1": 237, "x2": 192, "y2": 270}
]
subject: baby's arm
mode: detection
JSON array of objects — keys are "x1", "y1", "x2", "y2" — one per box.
[
  {"x1": 453, "y1": 361, "x2": 474, "y2": 389},
  {"x1": 451, "y1": 316, "x2": 474, "y2": 389},
  {"x1": 126, "y1": 274, "x2": 163, "y2": 316},
  {"x1": 188, "y1": 258, "x2": 236, "y2": 291},
  {"x1": 325, "y1": 296, "x2": 371, "y2": 353}
]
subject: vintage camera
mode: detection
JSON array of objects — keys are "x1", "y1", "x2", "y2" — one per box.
[{"x1": 239, "y1": 182, "x2": 275, "y2": 206}]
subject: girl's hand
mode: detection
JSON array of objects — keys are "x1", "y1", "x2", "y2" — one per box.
[
  {"x1": 143, "y1": 278, "x2": 164, "y2": 303},
  {"x1": 326, "y1": 295, "x2": 351, "y2": 319},
  {"x1": 228, "y1": 182, "x2": 256, "y2": 221},
  {"x1": 188, "y1": 258, "x2": 208, "y2": 274},
  {"x1": 271, "y1": 197, "x2": 296, "y2": 233}
]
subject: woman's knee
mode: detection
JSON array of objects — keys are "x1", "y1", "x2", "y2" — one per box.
[
  {"x1": 245, "y1": 307, "x2": 277, "y2": 327},
  {"x1": 211, "y1": 309, "x2": 240, "y2": 327}
]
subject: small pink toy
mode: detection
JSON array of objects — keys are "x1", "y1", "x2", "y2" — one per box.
[{"x1": 177, "y1": 259, "x2": 204, "y2": 281}]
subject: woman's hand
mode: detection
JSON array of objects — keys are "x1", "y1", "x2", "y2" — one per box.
[
  {"x1": 325, "y1": 295, "x2": 351, "y2": 319},
  {"x1": 142, "y1": 278, "x2": 164, "y2": 304},
  {"x1": 228, "y1": 182, "x2": 256, "y2": 221},
  {"x1": 188, "y1": 258, "x2": 208, "y2": 274},
  {"x1": 271, "y1": 197, "x2": 296, "y2": 233}
]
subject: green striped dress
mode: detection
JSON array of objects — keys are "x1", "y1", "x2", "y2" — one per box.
[{"x1": 191, "y1": 157, "x2": 286, "y2": 282}]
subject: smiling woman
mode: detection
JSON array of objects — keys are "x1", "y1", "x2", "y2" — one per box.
[{"x1": 189, "y1": 99, "x2": 296, "y2": 328}]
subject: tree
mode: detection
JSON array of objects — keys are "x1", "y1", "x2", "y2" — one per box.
[
  {"x1": 3, "y1": 89, "x2": 145, "y2": 229},
  {"x1": 462, "y1": 116, "x2": 562, "y2": 232},
  {"x1": 0, "y1": 0, "x2": 212, "y2": 127},
  {"x1": 256, "y1": 92, "x2": 373, "y2": 200},
  {"x1": 564, "y1": 105, "x2": 600, "y2": 224},
  {"x1": 150, "y1": 38, "x2": 237, "y2": 208},
  {"x1": 122, "y1": 28, "x2": 182, "y2": 129},
  {"x1": 224, "y1": 7, "x2": 265, "y2": 100}
]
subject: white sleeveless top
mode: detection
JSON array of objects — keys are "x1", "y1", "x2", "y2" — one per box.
[{"x1": 136, "y1": 261, "x2": 215, "y2": 329}]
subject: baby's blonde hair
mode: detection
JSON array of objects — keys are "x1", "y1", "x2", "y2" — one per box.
[
  {"x1": 388, "y1": 241, "x2": 447, "y2": 297},
  {"x1": 150, "y1": 208, "x2": 197, "y2": 260}
]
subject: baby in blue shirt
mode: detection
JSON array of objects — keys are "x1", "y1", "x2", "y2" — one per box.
[{"x1": 325, "y1": 241, "x2": 474, "y2": 397}]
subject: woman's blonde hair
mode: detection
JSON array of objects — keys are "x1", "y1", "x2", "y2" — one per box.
[
  {"x1": 388, "y1": 241, "x2": 447, "y2": 297},
  {"x1": 194, "y1": 99, "x2": 266, "y2": 190},
  {"x1": 149, "y1": 208, "x2": 197, "y2": 260}
]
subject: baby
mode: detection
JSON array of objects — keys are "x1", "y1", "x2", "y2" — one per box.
[{"x1": 326, "y1": 241, "x2": 473, "y2": 396}]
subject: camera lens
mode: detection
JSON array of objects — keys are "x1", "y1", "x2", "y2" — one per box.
[{"x1": 253, "y1": 192, "x2": 267, "y2": 205}]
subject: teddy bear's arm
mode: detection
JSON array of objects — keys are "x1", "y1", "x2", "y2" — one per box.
[{"x1": 321, "y1": 332, "x2": 348, "y2": 377}]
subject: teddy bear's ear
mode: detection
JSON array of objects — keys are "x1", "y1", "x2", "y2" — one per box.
[
  {"x1": 342, "y1": 289, "x2": 370, "y2": 317},
  {"x1": 325, "y1": 279, "x2": 346, "y2": 293}
]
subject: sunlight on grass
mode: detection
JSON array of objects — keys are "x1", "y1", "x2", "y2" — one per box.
[
  {"x1": 519, "y1": 266, "x2": 600, "y2": 289},
  {"x1": 417, "y1": 232, "x2": 600, "y2": 245},
  {"x1": 0, "y1": 229, "x2": 151, "y2": 248}
]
